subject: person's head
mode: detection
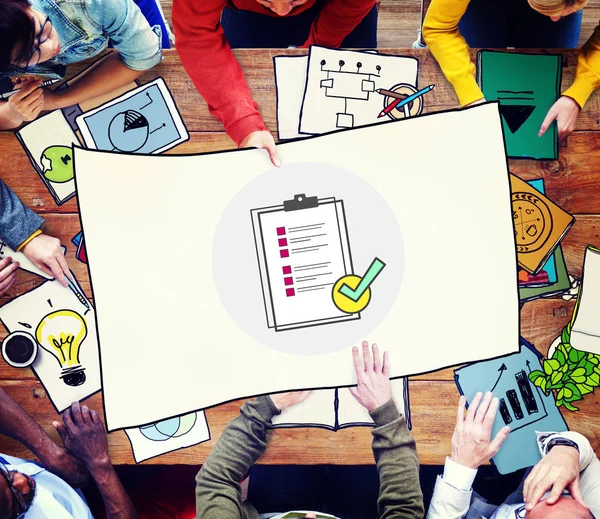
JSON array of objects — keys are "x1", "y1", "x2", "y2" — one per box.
[
  {"x1": 256, "y1": 0, "x2": 309, "y2": 16},
  {"x1": 0, "y1": 462, "x2": 36, "y2": 519},
  {"x1": 527, "y1": 0, "x2": 589, "y2": 21},
  {"x1": 526, "y1": 496, "x2": 593, "y2": 519},
  {"x1": 0, "y1": 0, "x2": 61, "y2": 73}
]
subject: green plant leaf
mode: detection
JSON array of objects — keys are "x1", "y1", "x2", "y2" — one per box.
[
  {"x1": 551, "y1": 371, "x2": 563, "y2": 385},
  {"x1": 556, "y1": 399, "x2": 564, "y2": 407},
  {"x1": 561, "y1": 363, "x2": 569, "y2": 373},
  {"x1": 588, "y1": 355, "x2": 599, "y2": 365},
  {"x1": 562, "y1": 326, "x2": 571, "y2": 345},
  {"x1": 564, "y1": 401, "x2": 579, "y2": 412},
  {"x1": 539, "y1": 378, "x2": 548, "y2": 394},
  {"x1": 544, "y1": 359, "x2": 560, "y2": 374},
  {"x1": 557, "y1": 388, "x2": 565, "y2": 400},
  {"x1": 569, "y1": 348, "x2": 586, "y2": 364},
  {"x1": 565, "y1": 382, "x2": 582, "y2": 399},
  {"x1": 578, "y1": 383, "x2": 594, "y2": 395},
  {"x1": 529, "y1": 371, "x2": 544, "y2": 383},
  {"x1": 571, "y1": 367, "x2": 587, "y2": 383},
  {"x1": 588, "y1": 373, "x2": 600, "y2": 386}
]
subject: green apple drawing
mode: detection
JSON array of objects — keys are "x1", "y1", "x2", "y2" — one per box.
[{"x1": 40, "y1": 146, "x2": 74, "y2": 183}]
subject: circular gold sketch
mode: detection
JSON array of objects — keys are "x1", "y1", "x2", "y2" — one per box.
[{"x1": 512, "y1": 192, "x2": 553, "y2": 253}]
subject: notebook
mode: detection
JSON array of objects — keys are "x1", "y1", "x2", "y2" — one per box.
[
  {"x1": 272, "y1": 378, "x2": 410, "y2": 431},
  {"x1": 477, "y1": 51, "x2": 561, "y2": 160},
  {"x1": 510, "y1": 174, "x2": 574, "y2": 275}
]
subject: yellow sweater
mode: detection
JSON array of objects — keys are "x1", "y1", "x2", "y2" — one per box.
[{"x1": 423, "y1": 0, "x2": 600, "y2": 108}]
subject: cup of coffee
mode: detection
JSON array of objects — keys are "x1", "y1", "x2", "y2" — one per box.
[{"x1": 2, "y1": 331, "x2": 38, "y2": 368}]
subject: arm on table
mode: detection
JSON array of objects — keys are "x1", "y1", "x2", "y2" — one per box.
[
  {"x1": 172, "y1": 0, "x2": 268, "y2": 147},
  {"x1": 54, "y1": 402, "x2": 137, "y2": 519},
  {"x1": 195, "y1": 396, "x2": 282, "y2": 518},
  {"x1": 303, "y1": 0, "x2": 377, "y2": 48},
  {"x1": 349, "y1": 342, "x2": 424, "y2": 518},
  {"x1": 563, "y1": 25, "x2": 600, "y2": 109},
  {"x1": 422, "y1": 0, "x2": 484, "y2": 106},
  {"x1": 0, "y1": 388, "x2": 88, "y2": 487},
  {"x1": 45, "y1": 0, "x2": 162, "y2": 111},
  {"x1": 0, "y1": 179, "x2": 44, "y2": 252},
  {"x1": 427, "y1": 392, "x2": 510, "y2": 519}
]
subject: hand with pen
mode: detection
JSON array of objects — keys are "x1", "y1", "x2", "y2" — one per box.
[
  {"x1": 2, "y1": 79, "x2": 45, "y2": 129},
  {"x1": 22, "y1": 233, "x2": 70, "y2": 287}
]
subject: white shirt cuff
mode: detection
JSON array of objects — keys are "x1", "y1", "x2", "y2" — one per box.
[{"x1": 442, "y1": 457, "x2": 478, "y2": 491}]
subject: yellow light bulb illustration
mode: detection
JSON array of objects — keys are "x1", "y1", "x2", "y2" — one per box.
[{"x1": 35, "y1": 310, "x2": 88, "y2": 387}]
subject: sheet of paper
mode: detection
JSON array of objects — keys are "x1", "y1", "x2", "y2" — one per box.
[
  {"x1": 299, "y1": 46, "x2": 418, "y2": 135},
  {"x1": 124, "y1": 411, "x2": 210, "y2": 463},
  {"x1": 16, "y1": 110, "x2": 79, "y2": 205},
  {"x1": 0, "y1": 277, "x2": 101, "y2": 412},
  {"x1": 0, "y1": 240, "x2": 66, "y2": 279},
  {"x1": 274, "y1": 55, "x2": 310, "y2": 140},
  {"x1": 455, "y1": 338, "x2": 567, "y2": 474},
  {"x1": 252, "y1": 197, "x2": 357, "y2": 331},
  {"x1": 570, "y1": 246, "x2": 600, "y2": 355},
  {"x1": 74, "y1": 103, "x2": 519, "y2": 431},
  {"x1": 76, "y1": 78, "x2": 188, "y2": 154}
]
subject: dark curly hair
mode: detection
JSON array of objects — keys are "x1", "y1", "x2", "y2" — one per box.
[{"x1": 0, "y1": 0, "x2": 36, "y2": 72}]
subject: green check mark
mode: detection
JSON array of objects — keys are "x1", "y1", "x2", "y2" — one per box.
[{"x1": 339, "y1": 258, "x2": 386, "y2": 302}]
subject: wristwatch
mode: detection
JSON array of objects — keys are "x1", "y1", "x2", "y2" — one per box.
[{"x1": 546, "y1": 437, "x2": 580, "y2": 453}]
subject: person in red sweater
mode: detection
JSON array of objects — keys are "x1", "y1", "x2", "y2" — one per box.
[{"x1": 172, "y1": 0, "x2": 378, "y2": 166}]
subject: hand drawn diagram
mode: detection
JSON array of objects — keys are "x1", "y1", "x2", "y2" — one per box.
[
  {"x1": 76, "y1": 78, "x2": 189, "y2": 155},
  {"x1": 455, "y1": 338, "x2": 567, "y2": 474},
  {"x1": 0, "y1": 277, "x2": 101, "y2": 412},
  {"x1": 251, "y1": 193, "x2": 386, "y2": 331},
  {"x1": 299, "y1": 47, "x2": 419, "y2": 135},
  {"x1": 124, "y1": 411, "x2": 210, "y2": 463},
  {"x1": 15, "y1": 110, "x2": 80, "y2": 205}
]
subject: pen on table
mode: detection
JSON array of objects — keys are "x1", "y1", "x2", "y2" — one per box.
[
  {"x1": 66, "y1": 276, "x2": 90, "y2": 309},
  {"x1": 377, "y1": 84, "x2": 435, "y2": 118}
]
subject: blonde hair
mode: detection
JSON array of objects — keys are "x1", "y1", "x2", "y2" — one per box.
[{"x1": 528, "y1": 0, "x2": 589, "y2": 16}]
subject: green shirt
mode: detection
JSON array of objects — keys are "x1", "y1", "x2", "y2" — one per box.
[{"x1": 196, "y1": 396, "x2": 424, "y2": 519}]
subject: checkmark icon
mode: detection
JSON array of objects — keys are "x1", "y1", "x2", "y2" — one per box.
[{"x1": 339, "y1": 258, "x2": 386, "y2": 302}]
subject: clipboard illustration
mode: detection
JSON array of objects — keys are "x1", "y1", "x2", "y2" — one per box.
[{"x1": 251, "y1": 194, "x2": 360, "y2": 331}]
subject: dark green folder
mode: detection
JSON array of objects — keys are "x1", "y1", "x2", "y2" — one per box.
[
  {"x1": 519, "y1": 243, "x2": 570, "y2": 302},
  {"x1": 477, "y1": 51, "x2": 562, "y2": 160}
]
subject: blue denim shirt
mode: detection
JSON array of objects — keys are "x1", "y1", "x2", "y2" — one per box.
[
  {"x1": 0, "y1": 179, "x2": 45, "y2": 250},
  {"x1": 29, "y1": 0, "x2": 163, "y2": 71}
]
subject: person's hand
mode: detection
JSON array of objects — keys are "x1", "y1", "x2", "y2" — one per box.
[
  {"x1": 22, "y1": 233, "x2": 70, "y2": 287},
  {"x1": 53, "y1": 402, "x2": 110, "y2": 471},
  {"x1": 240, "y1": 130, "x2": 281, "y2": 167},
  {"x1": 451, "y1": 392, "x2": 510, "y2": 469},
  {"x1": 523, "y1": 444, "x2": 587, "y2": 511},
  {"x1": 539, "y1": 96, "x2": 580, "y2": 142},
  {"x1": 0, "y1": 256, "x2": 19, "y2": 296},
  {"x1": 5, "y1": 80, "x2": 45, "y2": 124},
  {"x1": 39, "y1": 87, "x2": 61, "y2": 112},
  {"x1": 269, "y1": 391, "x2": 311, "y2": 411},
  {"x1": 39, "y1": 442, "x2": 90, "y2": 488},
  {"x1": 349, "y1": 341, "x2": 391, "y2": 411}
]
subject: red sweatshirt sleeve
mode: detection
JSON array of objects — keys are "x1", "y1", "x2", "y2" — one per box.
[
  {"x1": 172, "y1": 0, "x2": 268, "y2": 146},
  {"x1": 304, "y1": 0, "x2": 378, "y2": 48}
]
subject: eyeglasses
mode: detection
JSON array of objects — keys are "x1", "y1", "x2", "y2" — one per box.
[
  {"x1": 0, "y1": 462, "x2": 29, "y2": 519},
  {"x1": 23, "y1": 15, "x2": 53, "y2": 71}
]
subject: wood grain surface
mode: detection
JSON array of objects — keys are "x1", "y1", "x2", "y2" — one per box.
[{"x1": 0, "y1": 49, "x2": 599, "y2": 465}]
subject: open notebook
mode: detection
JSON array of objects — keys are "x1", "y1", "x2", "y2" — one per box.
[{"x1": 272, "y1": 378, "x2": 410, "y2": 430}]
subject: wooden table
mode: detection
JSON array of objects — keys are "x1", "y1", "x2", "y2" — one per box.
[{"x1": 1, "y1": 49, "x2": 599, "y2": 465}]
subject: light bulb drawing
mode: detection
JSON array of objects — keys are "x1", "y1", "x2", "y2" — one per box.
[
  {"x1": 318, "y1": 58, "x2": 382, "y2": 129},
  {"x1": 35, "y1": 309, "x2": 88, "y2": 387}
]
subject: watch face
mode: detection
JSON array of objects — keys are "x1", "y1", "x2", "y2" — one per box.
[{"x1": 512, "y1": 191, "x2": 553, "y2": 253}]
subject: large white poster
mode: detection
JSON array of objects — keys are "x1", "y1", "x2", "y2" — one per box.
[{"x1": 74, "y1": 104, "x2": 519, "y2": 431}]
